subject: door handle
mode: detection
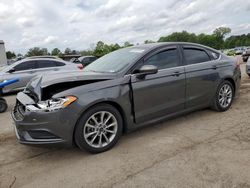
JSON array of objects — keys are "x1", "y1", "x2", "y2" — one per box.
[
  {"x1": 171, "y1": 71, "x2": 181, "y2": 77},
  {"x1": 212, "y1": 65, "x2": 217, "y2": 70}
]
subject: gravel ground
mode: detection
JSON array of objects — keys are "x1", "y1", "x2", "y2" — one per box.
[{"x1": 0, "y1": 63, "x2": 250, "y2": 188}]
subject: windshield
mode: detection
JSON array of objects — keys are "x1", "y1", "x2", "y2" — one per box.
[{"x1": 84, "y1": 47, "x2": 146, "y2": 73}]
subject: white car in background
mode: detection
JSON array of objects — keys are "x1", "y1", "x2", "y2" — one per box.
[
  {"x1": 0, "y1": 58, "x2": 82, "y2": 93},
  {"x1": 246, "y1": 57, "x2": 250, "y2": 77}
]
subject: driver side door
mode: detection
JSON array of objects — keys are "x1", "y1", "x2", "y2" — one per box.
[{"x1": 131, "y1": 46, "x2": 186, "y2": 124}]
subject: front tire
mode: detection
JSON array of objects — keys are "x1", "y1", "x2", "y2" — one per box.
[
  {"x1": 212, "y1": 81, "x2": 234, "y2": 112},
  {"x1": 0, "y1": 98, "x2": 8, "y2": 113},
  {"x1": 74, "y1": 104, "x2": 123, "y2": 153}
]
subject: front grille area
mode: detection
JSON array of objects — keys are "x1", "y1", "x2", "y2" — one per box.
[{"x1": 13, "y1": 101, "x2": 25, "y2": 121}]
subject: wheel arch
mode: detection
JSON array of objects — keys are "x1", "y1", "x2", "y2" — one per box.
[
  {"x1": 223, "y1": 77, "x2": 236, "y2": 95},
  {"x1": 72, "y1": 100, "x2": 128, "y2": 146}
]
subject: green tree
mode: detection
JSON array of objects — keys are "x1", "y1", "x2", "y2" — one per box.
[
  {"x1": 158, "y1": 31, "x2": 197, "y2": 43},
  {"x1": 213, "y1": 27, "x2": 231, "y2": 39},
  {"x1": 64, "y1": 48, "x2": 72, "y2": 54},
  {"x1": 123, "y1": 41, "x2": 133, "y2": 47},
  {"x1": 80, "y1": 50, "x2": 94, "y2": 56},
  {"x1": 51, "y1": 48, "x2": 61, "y2": 56},
  {"x1": 93, "y1": 41, "x2": 111, "y2": 57},
  {"x1": 197, "y1": 33, "x2": 217, "y2": 48},
  {"x1": 109, "y1": 43, "x2": 121, "y2": 51},
  {"x1": 212, "y1": 27, "x2": 231, "y2": 49},
  {"x1": 6, "y1": 51, "x2": 16, "y2": 59},
  {"x1": 26, "y1": 47, "x2": 49, "y2": 57},
  {"x1": 144, "y1": 40, "x2": 155, "y2": 44},
  {"x1": 71, "y1": 50, "x2": 79, "y2": 55}
]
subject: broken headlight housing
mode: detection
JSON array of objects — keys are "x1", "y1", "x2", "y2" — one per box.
[{"x1": 36, "y1": 96, "x2": 77, "y2": 112}]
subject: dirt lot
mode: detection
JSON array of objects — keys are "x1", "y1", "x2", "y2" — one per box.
[{"x1": 1, "y1": 64, "x2": 250, "y2": 188}]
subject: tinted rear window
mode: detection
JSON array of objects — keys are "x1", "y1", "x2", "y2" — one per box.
[
  {"x1": 184, "y1": 48, "x2": 210, "y2": 64},
  {"x1": 207, "y1": 50, "x2": 220, "y2": 60},
  {"x1": 56, "y1": 62, "x2": 65, "y2": 66},
  {"x1": 37, "y1": 60, "x2": 57, "y2": 68}
]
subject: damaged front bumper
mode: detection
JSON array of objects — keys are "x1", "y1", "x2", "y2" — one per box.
[{"x1": 11, "y1": 92, "x2": 78, "y2": 146}]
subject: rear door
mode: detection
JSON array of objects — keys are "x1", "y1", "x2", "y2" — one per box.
[
  {"x1": 182, "y1": 45, "x2": 221, "y2": 109},
  {"x1": 36, "y1": 60, "x2": 59, "y2": 75},
  {"x1": 131, "y1": 46, "x2": 186, "y2": 124}
]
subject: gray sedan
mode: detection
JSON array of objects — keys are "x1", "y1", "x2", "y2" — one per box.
[
  {"x1": 0, "y1": 58, "x2": 81, "y2": 93},
  {"x1": 12, "y1": 42, "x2": 241, "y2": 153}
]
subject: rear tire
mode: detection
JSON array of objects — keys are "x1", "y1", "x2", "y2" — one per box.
[
  {"x1": 0, "y1": 98, "x2": 8, "y2": 113},
  {"x1": 212, "y1": 81, "x2": 234, "y2": 112},
  {"x1": 74, "y1": 104, "x2": 123, "y2": 153}
]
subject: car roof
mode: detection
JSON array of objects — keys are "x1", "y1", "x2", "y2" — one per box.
[
  {"x1": 21, "y1": 57, "x2": 65, "y2": 62},
  {"x1": 11, "y1": 58, "x2": 68, "y2": 67},
  {"x1": 126, "y1": 42, "x2": 220, "y2": 53},
  {"x1": 25, "y1": 56, "x2": 59, "y2": 59},
  {"x1": 79, "y1": 55, "x2": 96, "y2": 58}
]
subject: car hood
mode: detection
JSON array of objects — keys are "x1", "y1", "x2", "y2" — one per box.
[
  {"x1": 37, "y1": 70, "x2": 116, "y2": 87},
  {"x1": 25, "y1": 70, "x2": 117, "y2": 101}
]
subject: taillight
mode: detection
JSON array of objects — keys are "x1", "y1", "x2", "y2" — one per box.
[
  {"x1": 236, "y1": 56, "x2": 241, "y2": 69},
  {"x1": 77, "y1": 64, "x2": 84, "y2": 70}
]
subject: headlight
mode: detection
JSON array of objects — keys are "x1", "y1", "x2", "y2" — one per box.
[{"x1": 37, "y1": 96, "x2": 77, "y2": 111}]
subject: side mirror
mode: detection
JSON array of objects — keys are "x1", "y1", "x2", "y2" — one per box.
[
  {"x1": 8, "y1": 68, "x2": 15, "y2": 73},
  {"x1": 136, "y1": 65, "x2": 158, "y2": 78}
]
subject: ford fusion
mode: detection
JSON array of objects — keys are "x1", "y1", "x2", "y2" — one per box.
[{"x1": 12, "y1": 42, "x2": 241, "y2": 153}]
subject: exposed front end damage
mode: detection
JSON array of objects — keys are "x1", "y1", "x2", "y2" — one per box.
[
  {"x1": 41, "y1": 80, "x2": 107, "y2": 101},
  {"x1": 11, "y1": 72, "x2": 116, "y2": 146},
  {"x1": 11, "y1": 72, "x2": 132, "y2": 147}
]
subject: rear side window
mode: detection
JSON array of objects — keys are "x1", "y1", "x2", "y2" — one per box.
[
  {"x1": 207, "y1": 50, "x2": 220, "y2": 60},
  {"x1": 144, "y1": 48, "x2": 180, "y2": 70},
  {"x1": 90, "y1": 57, "x2": 97, "y2": 62},
  {"x1": 56, "y1": 62, "x2": 65, "y2": 66},
  {"x1": 14, "y1": 61, "x2": 37, "y2": 71},
  {"x1": 183, "y1": 48, "x2": 210, "y2": 64},
  {"x1": 82, "y1": 57, "x2": 90, "y2": 63},
  {"x1": 37, "y1": 60, "x2": 57, "y2": 68}
]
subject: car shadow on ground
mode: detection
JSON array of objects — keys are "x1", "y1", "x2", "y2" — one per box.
[{"x1": 0, "y1": 106, "x2": 214, "y2": 168}]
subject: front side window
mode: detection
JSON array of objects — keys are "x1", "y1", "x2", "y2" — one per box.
[
  {"x1": 144, "y1": 48, "x2": 180, "y2": 70},
  {"x1": 14, "y1": 61, "x2": 37, "y2": 71},
  {"x1": 183, "y1": 48, "x2": 210, "y2": 65}
]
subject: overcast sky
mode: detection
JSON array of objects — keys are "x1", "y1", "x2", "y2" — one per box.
[{"x1": 0, "y1": 0, "x2": 250, "y2": 54}]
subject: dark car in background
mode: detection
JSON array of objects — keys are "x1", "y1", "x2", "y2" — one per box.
[
  {"x1": 78, "y1": 56, "x2": 97, "y2": 67},
  {"x1": 242, "y1": 47, "x2": 250, "y2": 62},
  {"x1": 12, "y1": 42, "x2": 241, "y2": 153},
  {"x1": 70, "y1": 56, "x2": 98, "y2": 68}
]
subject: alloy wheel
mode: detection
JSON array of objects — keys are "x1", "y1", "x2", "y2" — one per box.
[
  {"x1": 218, "y1": 84, "x2": 233, "y2": 108},
  {"x1": 83, "y1": 111, "x2": 118, "y2": 148}
]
